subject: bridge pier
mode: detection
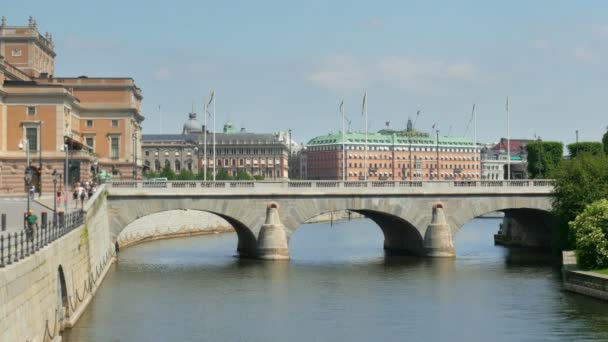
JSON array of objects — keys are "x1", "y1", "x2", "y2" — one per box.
[
  {"x1": 255, "y1": 202, "x2": 290, "y2": 260},
  {"x1": 494, "y1": 209, "x2": 553, "y2": 249},
  {"x1": 423, "y1": 203, "x2": 455, "y2": 258}
]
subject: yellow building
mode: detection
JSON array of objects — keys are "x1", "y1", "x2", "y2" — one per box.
[{"x1": 0, "y1": 17, "x2": 144, "y2": 193}]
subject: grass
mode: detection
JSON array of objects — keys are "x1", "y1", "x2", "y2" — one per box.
[{"x1": 592, "y1": 268, "x2": 608, "y2": 275}]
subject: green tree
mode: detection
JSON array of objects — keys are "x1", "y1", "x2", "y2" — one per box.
[
  {"x1": 215, "y1": 168, "x2": 233, "y2": 180},
  {"x1": 569, "y1": 199, "x2": 608, "y2": 269},
  {"x1": 567, "y1": 142, "x2": 605, "y2": 159},
  {"x1": 144, "y1": 170, "x2": 159, "y2": 179},
  {"x1": 552, "y1": 154, "x2": 608, "y2": 250},
  {"x1": 176, "y1": 169, "x2": 195, "y2": 180},
  {"x1": 235, "y1": 170, "x2": 253, "y2": 180},
  {"x1": 603, "y1": 127, "x2": 608, "y2": 155},
  {"x1": 159, "y1": 165, "x2": 176, "y2": 180},
  {"x1": 253, "y1": 175, "x2": 264, "y2": 181},
  {"x1": 525, "y1": 141, "x2": 563, "y2": 178}
]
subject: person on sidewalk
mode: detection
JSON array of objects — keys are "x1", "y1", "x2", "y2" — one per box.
[
  {"x1": 78, "y1": 183, "x2": 86, "y2": 208},
  {"x1": 25, "y1": 209, "x2": 38, "y2": 242}
]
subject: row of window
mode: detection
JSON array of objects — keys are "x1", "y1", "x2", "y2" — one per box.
[
  {"x1": 146, "y1": 159, "x2": 284, "y2": 177},
  {"x1": 308, "y1": 145, "x2": 479, "y2": 153},
  {"x1": 85, "y1": 119, "x2": 120, "y2": 128},
  {"x1": 23, "y1": 128, "x2": 120, "y2": 159},
  {"x1": 143, "y1": 148, "x2": 285, "y2": 156},
  {"x1": 345, "y1": 162, "x2": 480, "y2": 170}
]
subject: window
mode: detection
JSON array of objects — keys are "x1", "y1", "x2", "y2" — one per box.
[
  {"x1": 111, "y1": 120, "x2": 119, "y2": 127},
  {"x1": 11, "y1": 49, "x2": 22, "y2": 57},
  {"x1": 26, "y1": 127, "x2": 38, "y2": 152},
  {"x1": 85, "y1": 137, "x2": 95, "y2": 150},
  {"x1": 175, "y1": 160, "x2": 181, "y2": 172},
  {"x1": 27, "y1": 106, "x2": 36, "y2": 116},
  {"x1": 145, "y1": 151, "x2": 149, "y2": 157},
  {"x1": 86, "y1": 120, "x2": 93, "y2": 127},
  {"x1": 110, "y1": 136, "x2": 120, "y2": 159}
]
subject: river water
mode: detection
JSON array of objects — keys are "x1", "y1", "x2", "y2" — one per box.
[{"x1": 64, "y1": 218, "x2": 608, "y2": 341}]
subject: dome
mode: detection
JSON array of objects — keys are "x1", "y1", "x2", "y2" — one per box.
[{"x1": 182, "y1": 112, "x2": 201, "y2": 134}]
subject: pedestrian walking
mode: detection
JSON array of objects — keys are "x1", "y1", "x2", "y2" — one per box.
[
  {"x1": 78, "y1": 183, "x2": 86, "y2": 208},
  {"x1": 25, "y1": 209, "x2": 38, "y2": 242}
]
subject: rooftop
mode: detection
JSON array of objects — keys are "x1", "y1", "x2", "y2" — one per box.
[{"x1": 307, "y1": 131, "x2": 475, "y2": 147}]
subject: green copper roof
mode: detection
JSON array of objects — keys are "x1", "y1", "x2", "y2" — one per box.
[{"x1": 306, "y1": 131, "x2": 475, "y2": 147}]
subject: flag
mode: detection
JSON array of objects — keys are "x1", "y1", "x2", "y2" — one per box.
[
  {"x1": 432, "y1": 123, "x2": 436, "y2": 129},
  {"x1": 339, "y1": 99, "x2": 344, "y2": 114},
  {"x1": 416, "y1": 109, "x2": 421, "y2": 116},
  {"x1": 506, "y1": 96, "x2": 509, "y2": 111},
  {"x1": 207, "y1": 90, "x2": 215, "y2": 107},
  {"x1": 472, "y1": 103, "x2": 476, "y2": 116},
  {"x1": 362, "y1": 93, "x2": 367, "y2": 116}
]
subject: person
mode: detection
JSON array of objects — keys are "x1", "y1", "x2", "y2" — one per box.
[
  {"x1": 25, "y1": 209, "x2": 38, "y2": 242},
  {"x1": 29, "y1": 185, "x2": 35, "y2": 200},
  {"x1": 56, "y1": 189, "x2": 63, "y2": 208},
  {"x1": 78, "y1": 183, "x2": 86, "y2": 208},
  {"x1": 72, "y1": 183, "x2": 79, "y2": 209}
]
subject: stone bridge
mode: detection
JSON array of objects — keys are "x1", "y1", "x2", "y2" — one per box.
[{"x1": 105, "y1": 180, "x2": 554, "y2": 259}]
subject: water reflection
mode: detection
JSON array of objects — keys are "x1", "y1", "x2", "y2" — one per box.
[{"x1": 64, "y1": 218, "x2": 608, "y2": 342}]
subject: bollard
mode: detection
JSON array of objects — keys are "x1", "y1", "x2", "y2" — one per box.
[
  {"x1": 1, "y1": 213, "x2": 5, "y2": 231},
  {"x1": 41, "y1": 212, "x2": 47, "y2": 229}
]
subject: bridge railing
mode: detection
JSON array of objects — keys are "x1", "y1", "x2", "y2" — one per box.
[
  {"x1": 107, "y1": 179, "x2": 554, "y2": 190},
  {"x1": 0, "y1": 210, "x2": 85, "y2": 268}
]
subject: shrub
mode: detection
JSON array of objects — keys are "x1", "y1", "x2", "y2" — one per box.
[{"x1": 570, "y1": 199, "x2": 608, "y2": 269}]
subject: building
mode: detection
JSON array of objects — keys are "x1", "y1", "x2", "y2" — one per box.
[
  {"x1": 142, "y1": 115, "x2": 290, "y2": 179},
  {"x1": 0, "y1": 17, "x2": 144, "y2": 193},
  {"x1": 480, "y1": 138, "x2": 531, "y2": 180},
  {"x1": 305, "y1": 119, "x2": 480, "y2": 181}
]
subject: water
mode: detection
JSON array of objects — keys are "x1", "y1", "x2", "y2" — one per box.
[{"x1": 64, "y1": 219, "x2": 608, "y2": 341}]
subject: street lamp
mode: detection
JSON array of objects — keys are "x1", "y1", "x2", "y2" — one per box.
[
  {"x1": 19, "y1": 140, "x2": 31, "y2": 211},
  {"x1": 60, "y1": 143, "x2": 69, "y2": 200},
  {"x1": 132, "y1": 133, "x2": 137, "y2": 180},
  {"x1": 52, "y1": 170, "x2": 60, "y2": 228}
]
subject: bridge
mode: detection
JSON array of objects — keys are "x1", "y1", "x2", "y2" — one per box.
[{"x1": 105, "y1": 180, "x2": 554, "y2": 259}]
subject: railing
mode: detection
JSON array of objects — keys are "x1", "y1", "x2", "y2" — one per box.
[
  {"x1": 0, "y1": 210, "x2": 85, "y2": 268},
  {"x1": 106, "y1": 179, "x2": 554, "y2": 190}
]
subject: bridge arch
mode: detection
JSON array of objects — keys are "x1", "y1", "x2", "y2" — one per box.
[{"x1": 106, "y1": 197, "x2": 260, "y2": 256}]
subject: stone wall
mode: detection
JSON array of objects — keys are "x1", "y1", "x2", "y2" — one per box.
[
  {"x1": 0, "y1": 187, "x2": 113, "y2": 341},
  {"x1": 562, "y1": 251, "x2": 608, "y2": 302}
]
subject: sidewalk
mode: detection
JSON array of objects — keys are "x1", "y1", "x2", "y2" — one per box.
[{"x1": 0, "y1": 194, "x2": 81, "y2": 235}]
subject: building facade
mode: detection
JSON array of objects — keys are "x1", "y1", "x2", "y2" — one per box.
[
  {"x1": 306, "y1": 121, "x2": 480, "y2": 181},
  {"x1": 142, "y1": 116, "x2": 290, "y2": 179},
  {"x1": 480, "y1": 138, "x2": 530, "y2": 180},
  {"x1": 0, "y1": 17, "x2": 144, "y2": 193}
]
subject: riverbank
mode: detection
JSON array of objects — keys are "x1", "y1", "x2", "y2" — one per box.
[{"x1": 562, "y1": 251, "x2": 608, "y2": 301}]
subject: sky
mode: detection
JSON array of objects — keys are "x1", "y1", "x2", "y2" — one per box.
[{"x1": 5, "y1": 0, "x2": 608, "y2": 145}]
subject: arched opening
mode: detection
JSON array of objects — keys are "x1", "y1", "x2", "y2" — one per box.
[
  {"x1": 115, "y1": 209, "x2": 257, "y2": 257},
  {"x1": 57, "y1": 265, "x2": 69, "y2": 321},
  {"x1": 290, "y1": 209, "x2": 424, "y2": 261},
  {"x1": 453, "y1": 208, "x2": 555, "y2": 259}
]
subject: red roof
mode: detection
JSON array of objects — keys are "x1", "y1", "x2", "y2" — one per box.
[{"x1": 491, "y1": 138, "x2": 533, "y2": 154}]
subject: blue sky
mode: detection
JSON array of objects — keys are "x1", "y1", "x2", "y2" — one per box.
[{"x1": 5, "y1": 0, "x2": 608, "y2": 145}]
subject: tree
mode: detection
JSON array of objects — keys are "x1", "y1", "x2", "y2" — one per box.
[
  {"x1": 603, "y1": 127, "x2": 608, "y2": 155},
  {"x1": 552, "y1": 153, "x2": 608, "y2": 250},
  {"x1": 569, "y1": 199, "x2": 608, "y2": 269},
  {"x1": 176, "y1": 169, "x2": 195, "y2": 180},
  {"x1": 144, "y1": 170, "x2": 159, "y2": 179},
  {"x1": 215, "y1": 168, "x2": 232, "y2": 180},
  {"x1": 235, "y1": 170, "x2": 253, "y2": 180},
  {"x1": 567, "y1": 142, "x2": 604, "y2": 159},
  {"x1": 525, "y1": 141, "x2": 563, "y2": 179},
  {"x1": 253, "y1": 175, "x2": 264, "y2": 181},
  {"x1": 159, "y1": 165, "x2": 176, "y2": 180}
]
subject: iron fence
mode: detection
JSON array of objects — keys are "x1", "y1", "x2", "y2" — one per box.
[{"x1": 0, "y1": 210, "x2": 85, "y2": 268}]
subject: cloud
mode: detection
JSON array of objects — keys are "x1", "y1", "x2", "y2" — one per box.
[
  {"x1": 153, "y1": 67, "x2": 172, "y2": 81},
  {"x1": 307, "y1": 54, "x2": 478, "y2": 93},
  {"x1": 367, "y1": 18, "x2": 384, "y2": 29},
  {"x1": 573, "y1": 47, "x2": 594, "y2": 62},
  {"x1": 62, "y1": 34, "x2": 120, "y2": 50},
  {"x1": 306, "y1": 54, "x2": 369, "y2": 91}
]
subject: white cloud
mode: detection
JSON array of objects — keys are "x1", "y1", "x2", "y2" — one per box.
[
  {"x1": 367, "y1": 18, "x2": 384, "y2": 29},
  {"x1": 573, "y1": 47, "x2": 594, "y2": 62},
  {"x1": 306, "y1": 54, "x2": 369, "y2": 91},
  {"x1": 153, "y1": 67, "x2": 172, "y2": 81},
  {"x1": 62, "y1": 34, "x2": 120, "y2": 50},
  {"x1": 307, "y1": 54, "x2": 478, "y2": 93}
]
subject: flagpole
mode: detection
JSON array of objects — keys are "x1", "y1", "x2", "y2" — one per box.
[
  {"x1": 341, "y1": 100, "x2": 346, "y2": 181},
  {"x1": 363, "y1": 93, "x2": 368, "y2": 181},
  {"x1": 507, "y1": 96, "x2": 511, "y2": 181},
  {"x1": 159, "y1": 105, "x2": 162, "y2": 134},
  {"x1": 203, "y1": 102, "x2": 207, "y2": 181},
  {"x1": 213, "y1": 91, "x2": 216, "y2": 181},
  {"x1": 473, "y1": 103, "x2": 478, "y2": 179}
]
